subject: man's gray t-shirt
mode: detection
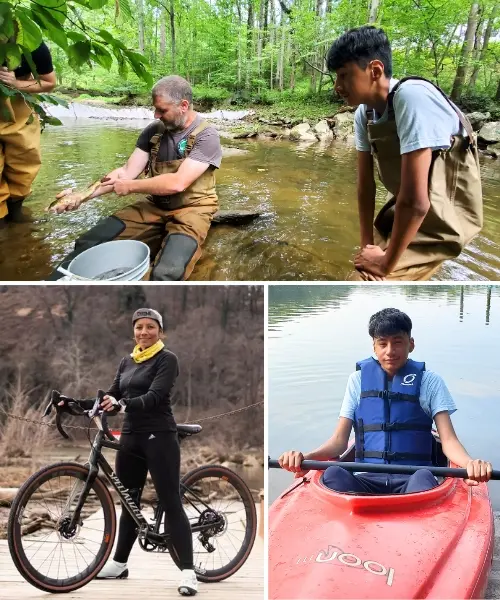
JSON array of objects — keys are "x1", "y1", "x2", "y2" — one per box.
[
  {"x1": 354, "y1": 78, "x2": 464, "y2": 155},
  {"x1": 136, "y1": 114, "x2": 222, "y2": 169}
]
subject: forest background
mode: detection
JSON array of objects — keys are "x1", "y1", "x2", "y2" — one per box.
[
  {"x1": 0, "y1": 0, "x2": 499, "y2": 123},
  {"x1": 0, "y1": 285, "x2": 264, "y2": 456}
]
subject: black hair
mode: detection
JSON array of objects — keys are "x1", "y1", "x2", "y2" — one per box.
[
  {"x1": 368, "y1": 308, "x2": 412, "y2": 339},
  {"x1": 327, "y1": 26, "x2": 392, "y2": 78}
]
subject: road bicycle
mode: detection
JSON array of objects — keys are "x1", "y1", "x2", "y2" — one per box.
[{"x1": 7, "y1": 390, "x2": 257, "y2": 593}]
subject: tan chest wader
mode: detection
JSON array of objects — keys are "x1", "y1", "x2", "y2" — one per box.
[
  {"x1": 0, "y1": 95, "x2": 42, "y2": 219},
  {"x1": 353, "y1": 76, "x2": 482, "y2": 281},
  {"x1": 59, "y1": 120, "x2": 220, "y2": 282}
]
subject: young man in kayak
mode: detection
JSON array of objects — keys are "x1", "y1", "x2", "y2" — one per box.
[
  {"x1": 278, "y1": 308, "x2": 492, "y2": 494},
  {"x1": 327, "y1": 26, "x2": 482, "y2": 281}
]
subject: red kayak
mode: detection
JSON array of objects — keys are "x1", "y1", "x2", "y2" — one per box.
[{"x1": 269, "y1": 438, "x2": 494, "y2": 599}]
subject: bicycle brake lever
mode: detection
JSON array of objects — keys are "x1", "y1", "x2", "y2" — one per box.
[
  {"x1": 43, "y1": 390, "x2": 61, "y2": 417},
  {"x1": 55, "y1": 410, "x2": 70, "y2": 439}
]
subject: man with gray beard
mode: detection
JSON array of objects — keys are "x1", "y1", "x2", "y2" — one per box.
[{"x1": 50, "y1": 75, "x2": 222, "y2": 281}]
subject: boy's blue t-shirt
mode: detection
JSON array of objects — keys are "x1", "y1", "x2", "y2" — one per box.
[
  {"x1": 339, "y1": 369, "x2": 457, "y2": 421},
  {"x1": 354, "y1": 78, "x2": 464, "y2": 155}
]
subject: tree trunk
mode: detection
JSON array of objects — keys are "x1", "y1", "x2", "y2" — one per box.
[
  {"x1": 263, "y1": 0, "x2": 269, "y2": 48},
  {"x1": 238, "y1": 27, "x2": 242, "y2": 87},
  {"x1": 237, "y1": 0, "x2": 243, "y2": 87},
  {"x1": 287, "y1": 29, "x2": 294, "y2": 91},
  {"x1": 257, "y1": 0, "x2": 264, "y2": 83},
  {"x1": 136, "y1": 0, "x2": 145, "y2": 53},
  {"x1": 269, "y1": 0, "x2": 275, "y2": 89},
  {"x1": 468, "y1": 3, "x2": 498, "y2": 90},
  {"x1": 278, "y1": 23, "x2": 285, "y2": 91},
  {"x1": 496, "y1": 79, "x2": 500, "y2": 102},
  {"x1": 451, "y1": 1, "x2": 480, "y2": 101},
  {"x1": 160, "y1": 9, "x2": 166, "y2": 59},
  {"x1": 169, "y1": 0, "x2": 176, "y2": 71},
  {"x1": 368, "y1": 0, "x2": 380, "y2": 23},
  {"x1": 246, "y1": 0, "x2": 254, "y2": 90}
]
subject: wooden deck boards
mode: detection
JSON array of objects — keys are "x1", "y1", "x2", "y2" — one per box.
[{"x1": 0, "y1": 505, "x2": 264, "y2": 599}]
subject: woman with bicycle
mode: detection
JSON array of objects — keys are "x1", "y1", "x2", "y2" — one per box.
[{"x1": 58, "y1": 308, "x2": 198, "y2": 596}]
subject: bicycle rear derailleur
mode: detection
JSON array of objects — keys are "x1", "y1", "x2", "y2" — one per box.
[{"x1": 197, "y1": 509, "x2": 226, "y2": 553}]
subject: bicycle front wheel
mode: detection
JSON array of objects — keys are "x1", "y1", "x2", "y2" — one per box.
[
  {"x1": 8, "y1": 462, "x2": 116, "y2": 593},
  {"x1": 161, "y1": 464, "x2": 257, "y2": 582}
]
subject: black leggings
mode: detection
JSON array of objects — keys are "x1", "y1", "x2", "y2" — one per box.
[{"x1": 113, "y1": 431, "x2": 193, "y2": 569}]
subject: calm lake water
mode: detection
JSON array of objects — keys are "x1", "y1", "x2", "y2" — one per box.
[
  {"x1": 0, "y1": 118, "x2": 499, "y2": 280},
  {"x1": 268, "y1": 284, "x2": 500, "y2": 509}
]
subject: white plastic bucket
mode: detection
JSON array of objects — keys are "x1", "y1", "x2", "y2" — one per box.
[{"x1": 64, "y1": 240, "x2": 150, "y2": 281}]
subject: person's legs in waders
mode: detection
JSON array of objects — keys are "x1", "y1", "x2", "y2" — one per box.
[
  {"x1": 48, "y1": 198, "x2": 215, "y2": 281},
  {"x1": 0, "y1": 99, "x2": 42, "y2": 226},
  {"x1": 47, "y1": 198, "x2": 167, "y2": 280},
  {"x1": 151, "y1": 205, "x2": 217, "y2": 281},
  {"x1": 348, "y1": 210, "x2": 445, "y2": 281}
]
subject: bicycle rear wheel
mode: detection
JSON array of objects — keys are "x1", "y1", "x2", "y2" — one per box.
[
  {"x1": 160, "y1": 464, "x2": 257, "y2": 582},
  {"x1": 8, "y1": 462, "x2": 116, "y2": 593}
]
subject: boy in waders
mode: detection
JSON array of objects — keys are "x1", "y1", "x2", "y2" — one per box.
[
  {"x1": 0, "y1": 41, "x2": 56, "y2": 226},
  {"x1": 327, "y1": 26, "x2": 482, "y2": 281},
  {"x1": 279, "y1": 308, "x2": 492, "y2": 494}
]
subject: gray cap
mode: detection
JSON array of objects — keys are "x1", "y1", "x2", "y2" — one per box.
[{"x1": 132, "y1": 308, "x2": 163, "y2": 330}]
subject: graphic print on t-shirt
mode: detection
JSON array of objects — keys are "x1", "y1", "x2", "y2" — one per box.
[{"x1": 177, "y1": 139, "x2": 187, "y2": 157}]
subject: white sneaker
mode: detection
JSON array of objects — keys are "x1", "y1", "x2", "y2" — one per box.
[
  {"x1": 96, "y1": 559, "x2": 129, "y2": 579},
  {"x1": 178, "y1": 569, "x2": 198, "y2": 596}
]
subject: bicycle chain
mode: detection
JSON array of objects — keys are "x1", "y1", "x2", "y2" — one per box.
[{"x1": 0, "y1": 400, "x2": 264, "y2": 431}]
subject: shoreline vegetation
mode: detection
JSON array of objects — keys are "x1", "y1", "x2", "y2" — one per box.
[{"x1": 47, "y1": 87, "x2": 500, "y2": 158}]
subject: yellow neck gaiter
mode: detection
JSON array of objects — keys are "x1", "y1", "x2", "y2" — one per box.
[{"x1": 131, "y1": 340, "x2": 165, "y2": 363}]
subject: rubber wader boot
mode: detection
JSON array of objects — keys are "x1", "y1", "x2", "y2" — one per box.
[{"x1": 7, "y1": 198, "x2": 34, "y2": 223}]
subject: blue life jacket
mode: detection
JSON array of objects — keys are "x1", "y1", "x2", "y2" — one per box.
[{"x1": 354, "y1": 357, "x2": 433, "y2": 466}]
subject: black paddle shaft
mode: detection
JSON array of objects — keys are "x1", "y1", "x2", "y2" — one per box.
[{"x1": 268, "y1": 459, "x2": 500, "y2": 480}]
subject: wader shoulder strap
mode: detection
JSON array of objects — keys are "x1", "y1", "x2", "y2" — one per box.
[
  {"x1": 147, "y1": 126, "x2": 166, "y2": 174},
  {"x1": 388, "y1": 76, "x2": 475, "y2": 142},
  {"x1": 186, "y1": 121, "x2": 210, "y2": 156},
  {"x1": 149, "y1": 129, "x2": 165, "y2": 162}
]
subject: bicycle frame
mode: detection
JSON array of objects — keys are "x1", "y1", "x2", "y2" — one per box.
[{"x1": 66, "y1": 414, "x2": 223, "y2": 543}]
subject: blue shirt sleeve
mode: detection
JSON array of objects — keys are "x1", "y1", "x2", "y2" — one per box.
[
  {"x1": 393, "y1": 82, "x2": 461, "y2": 154},
  {"x1": 420, "y1": 371, "x2": 457, "y2": 419},
  {"x1": 339, "y1": 371, "x2": 361, "y2": 420},
  {"x1": 354, "y1": 105, "x2": 371, "y2": 152}
]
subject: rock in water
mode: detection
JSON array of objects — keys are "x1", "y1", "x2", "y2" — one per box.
[
  {"x1": 333, "y1": 112, "x2": 355, "y2": 141},
  {"x1": 289, "y1": 123, "x2": 318, "y2": 142},
  {"x1": 212, "y1": 210, "x2": 261, "y2": 225},
  {"x1": 314, "y1": 120, "x2": 334, "y2": 143},
  {"x1": 465, "y1": 111, "x2": 491, "y2": 131},
  {"x1": 479, "y1": 121, "x2": 500, "y2": 144}
]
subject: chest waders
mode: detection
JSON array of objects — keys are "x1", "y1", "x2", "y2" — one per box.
[
  {"x1": 0, "y1": 95, "x2": 42, "y2": 220},
  {"x1": 351, "y1": 76, "x2": 482, "y2": 281},
  {"x1": 49, "y1": 120, "x2": 219, "y2": 281}
]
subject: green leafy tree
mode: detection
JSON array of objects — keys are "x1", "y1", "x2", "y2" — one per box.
[{"x1": 0, "y1": 0, "x2": 152, "y2": 126}]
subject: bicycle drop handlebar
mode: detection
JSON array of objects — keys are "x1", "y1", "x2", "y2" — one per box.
[{"x1": 43, "y1": 389, "x2": 119, "y2": 442}]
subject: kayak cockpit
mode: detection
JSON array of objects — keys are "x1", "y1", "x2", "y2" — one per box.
[{"x1": 314, "y1": 433, "x2": 457, "y2": 510}]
